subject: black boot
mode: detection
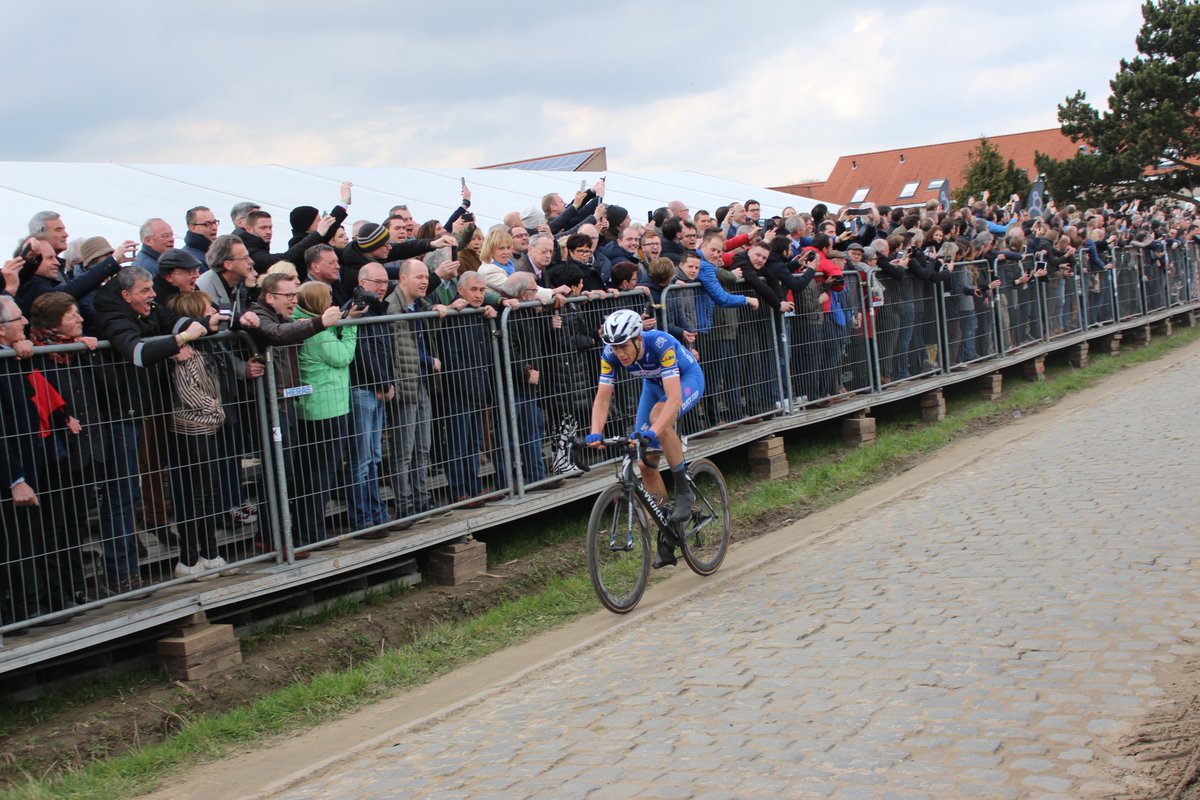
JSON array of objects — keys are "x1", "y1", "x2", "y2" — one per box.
[
  {"x1": 670, "y1": 475, "x2": 694, "y2": 524},
  {"x1": 652, "y1": 531, "x2": 677, "y2": 569}
]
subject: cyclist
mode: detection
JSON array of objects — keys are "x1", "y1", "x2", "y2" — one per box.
[{"x1": 586, "y1": 309, "x2": 704, "y2": 566}]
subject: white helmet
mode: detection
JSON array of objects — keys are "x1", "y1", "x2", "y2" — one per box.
[{"x1": 601, "y1": 308, "x2": 643, "y2": 345}]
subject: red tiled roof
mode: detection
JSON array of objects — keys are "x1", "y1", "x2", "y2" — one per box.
[{"x1": 771, "y1": 129, "x2": 1080, "y2": 207}]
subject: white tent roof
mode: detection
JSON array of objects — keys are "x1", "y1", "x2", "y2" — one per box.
[{"x1": 0, "y1": 162, "x2": 835, "y2": 249}]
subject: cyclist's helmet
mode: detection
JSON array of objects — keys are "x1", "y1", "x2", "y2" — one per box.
[{"x1": 601, "y1": 308, "x2": 643, "y2": 346}]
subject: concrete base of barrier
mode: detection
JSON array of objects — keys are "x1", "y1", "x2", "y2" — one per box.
[
  {"x1": 1128, "y1": 323, "x2": 1152, "y2": 346},
  {"x1": 1068, "y1": 342, "x2": 1089, "y2": 369},
  {"x1": 1153, "y1": 317, "x2": 1173, "y2": 338},
  {"x1": 427, "y1": 539, "x2": 487, "y2": 586},
  {"x1": 1175, "y1": 310, "x2": 1196, "y2": 328},
  {"x1": 749, "y1": 437, "x2": 788, "y2": 480},
  {"x1": 157, "y1": 620, "x2": 242, "y2": 681},
  {"x1": 1024, "y1": 356, "x2": 1046, "y2": 382},
  {"x1": 920, "y1": 390, "x2": 946, "y2": 423},
  {"x1": 979, "y1": 373, "x2": 1003, "y2": 401},
  {"x1": 842, "y1": 412, "x2": 876, "y2": 447}
]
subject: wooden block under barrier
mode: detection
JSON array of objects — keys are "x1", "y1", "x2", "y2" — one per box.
[
  {"x1": 157, "y1": 622, "x2": 243, "y2": 680},
  {"x1": 1153, "y1": 317, "x2": 1173, "y2": 338},
  {"x1": 1023, "y1": 356, "x2": 1045, "y2": 382},
  {"x1": 979, "y1": 373, "x2": 1003, "y2": 401},
  {"x1": 748, "y1": 437, "x2": 785, "y2": 458},
  {"x1": 920, "y1": 390, "x2": 946, "y2": 423},
  {"x1": 427, "y1": 539, "x2": 487, "y2": 586},
  {"x1": 842, "y1": 415, "x2": 876, "y2": 446},
  {"x1": 1097, "y1": 332, "x2": 1122, "y2": 355},
  {"x1": 156, "y1": 623, "x2": 236, "y2": 658},
  {"x1": 160, "y1": 639, "x2": 240, "y2": 670},
  {"x1": 1128, "y1": 323, "x2": 1152, "y2": 346},
  {"x1": 1174, "y1": 310, "x2": 1195, "y2": 328},
  {"x1": 1068, "y1": 342, "x2": 1089, "y2": 369},
  {"x1": 750, "y1": 454, "x2": 789, "y2": 480},
  {"x1": 173, "y1": 651, "x2": 244, "y2": 682}
]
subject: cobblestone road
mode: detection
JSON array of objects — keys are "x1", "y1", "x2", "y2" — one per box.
[{"x1": 275, "y1": 358, "x2": 1200, "y2": 799}]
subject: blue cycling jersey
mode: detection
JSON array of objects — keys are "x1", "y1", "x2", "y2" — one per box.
[{"x1": 597, "y1": 329, "x2": 700, "y2": 386}]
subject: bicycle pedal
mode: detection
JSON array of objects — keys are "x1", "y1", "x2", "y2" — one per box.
[{"x1": 608, "y1": 543, "x2": 634, "y2": 552}]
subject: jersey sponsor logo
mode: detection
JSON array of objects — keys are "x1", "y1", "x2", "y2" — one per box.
[
  {"x1": 660, "y1": 347, "x2": 677, "y2": 368},
  {"x1": 600, "y1": 359, "x2": 614, "y2": 375}
]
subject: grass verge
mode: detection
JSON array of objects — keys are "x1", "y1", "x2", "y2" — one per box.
[{"x1": 4, "y1": 323, "x2": 1198, "y2": 800}]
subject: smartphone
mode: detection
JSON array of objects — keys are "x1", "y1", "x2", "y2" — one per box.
[
  {"x1": 580, "y1": 179, "x2": 587, "y2": 191},
  {"x1": 450, "y1": 245, "x2": 458, "y2": 261},
  {"x1": 460, "y1": 177, "x2": 466, "y2": 189}
]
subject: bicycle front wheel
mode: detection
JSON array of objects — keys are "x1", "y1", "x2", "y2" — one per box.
[
  {"x1": 678, "y1": 459, "x2": 730, "y2": 576},
  {"x1": 586, "y1": 484, "x2": 651, "y2": 613}
]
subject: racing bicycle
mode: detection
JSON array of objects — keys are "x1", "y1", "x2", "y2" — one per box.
[{"x1": 582, "y1": 435, "x2": 730, "y2": 614}]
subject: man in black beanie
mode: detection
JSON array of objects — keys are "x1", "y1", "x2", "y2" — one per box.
[
  {"x1": 288, "y1": 206, "x2": 320, "y2": 247},
  {"x1": 337, "y1": 221, "x2": 456, "y2": 299}
]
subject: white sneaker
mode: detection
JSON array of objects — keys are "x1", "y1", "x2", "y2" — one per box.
[
  {"x1": 200, "y1": 556, "x2": 240, "y2": 576},
  {"x1": 175, "y1": 561, "x2": 218, "y2": 581}
]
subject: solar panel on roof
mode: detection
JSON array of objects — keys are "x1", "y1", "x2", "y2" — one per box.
[{"x1": 494, "y1": 152, "x2": 592, "y2": 171}]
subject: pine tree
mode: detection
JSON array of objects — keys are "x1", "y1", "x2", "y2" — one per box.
[
  {"x1": 1038, "y1": 0, "x2": 1199, "y2": 207},
  {"x1": 954, "y1": 138, "x2": 1032, "y2": 207}
]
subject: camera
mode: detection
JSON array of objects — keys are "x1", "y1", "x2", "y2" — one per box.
[
  {"x1": 19, "y1": 242, "x2": 41, "y2": 269},
  {"x1": 462, "y1": 212, "x2": 475, "y2": 223},
  {"x1": 829, "y1": 275, "x2": 846, "y2": 291},
  {"x1": 845, "y1": 208, "x2": 871, "y2": 216},
  {"x1": 350, "y1": 285, "x2": 374, "y2": 309},
  {"x1": 216, "y1": 306, "x2": 232, "y2": 332}
]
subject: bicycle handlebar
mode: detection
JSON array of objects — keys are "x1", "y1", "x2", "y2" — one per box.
[{"x1": 569, "y1": 433, "x2": 662, "y2": 474}]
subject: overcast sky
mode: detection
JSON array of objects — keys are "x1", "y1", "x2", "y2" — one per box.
[{"x1": 0, "y1": 1, "x2": 1144, "y2": 187}]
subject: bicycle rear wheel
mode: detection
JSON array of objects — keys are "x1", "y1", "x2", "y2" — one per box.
[
  {"x1": 586, "y1": 484, "x2": 651, "y2": 613},
  {"x1": 677, "y1": 459, "x2": 730, "y2": 576}
]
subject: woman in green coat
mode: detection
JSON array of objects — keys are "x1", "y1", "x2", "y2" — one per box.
[{"x1": 291, "y1": 281, "x2": 359, "y2": 548}]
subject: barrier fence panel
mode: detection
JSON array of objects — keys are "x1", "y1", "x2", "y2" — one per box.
[
  {"x1": 776, "y1": 271, "x2": 872, "y2": 407},
  {"x1": 1082, "y1": 260, "x2": 1118, "y2": 329},
  {"x1": 1, "y1": 330, "x2": 275, "y2": 636},
  {"x1": 1114, "y1": 248, "x2": 1145, "y2": 322},
  {"x1": 867, "y1": 273, "x2": 940, "y2": 387},
  {"x1": 996, "y1": 255, "x2": 1045, "y2": 353},
  {"x1": 943, "y1": 260, "x2": 1000, "y2": 368},
  {"x1": 1165, "y1": 244, "x2": 1188, "y2": 308},
  {"x1": 730, "y1": 285, "x2": 785, "y2": 421},
  {"x1": 1142, "y1": 247, "x2": 1171, "y2": 314},
  {"x1": 499, "y1": 290, "x2": 651, "y2": 489},
  {"x1": 1045, "y1": 262, "x2": 1086, "y2": 341},
  {"x1": 659, "y1": 282, "x2": 770, "y2": 429}
]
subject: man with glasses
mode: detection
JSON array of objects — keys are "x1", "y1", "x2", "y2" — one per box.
[
  {"x1": 549, "y1": 233, "x2": 607, "y2": 292},
  {"x1": 509, "y1": 225, "x2": 531, "y2": 259},
  {"x1": 182, "y1": 206, "x2": 219, "y2": 268},
  {"x1": 246, "y1": 273, "x2": 341, "y2": 557},
  {"x1": 346, "y1": 263, "x2": 397, "y2": 538},
  {"x1": 576, "y1": 223, "x2": 612, "y2": 287}
]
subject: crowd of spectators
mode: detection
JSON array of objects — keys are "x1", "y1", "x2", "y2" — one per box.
[{"x1": 1, "y1": 178, "x2": 1197, "y2": 630}]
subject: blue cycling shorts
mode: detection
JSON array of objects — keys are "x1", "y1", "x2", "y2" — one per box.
[{"x1": 633, "y1": 371, "x2": 705, "y2": 434}]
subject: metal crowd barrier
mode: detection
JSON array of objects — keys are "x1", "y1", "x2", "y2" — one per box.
[{"x1": 3, "y1": 243, "x2": 1197, "y2": 640}]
